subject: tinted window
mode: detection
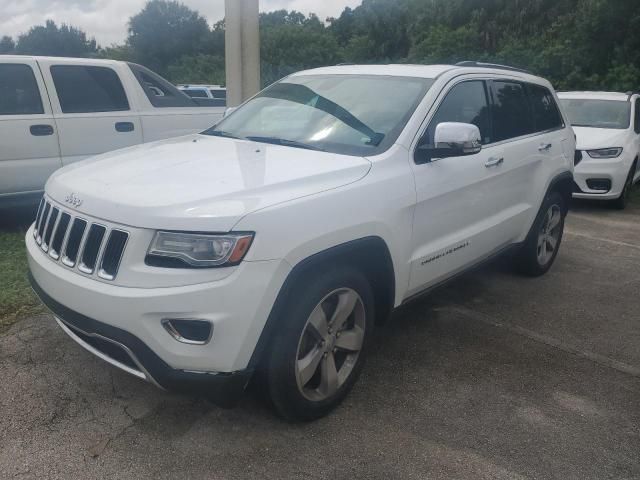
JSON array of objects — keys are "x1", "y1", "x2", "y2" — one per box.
[
  {"x1": 184, "y1": 89, "x2": 208, "y2": 98},
  {"x1": 51, "y1": 65, "x2": 129, "y2": 113},
  {"x1": 128, "y1": 63, "x2": 196, "y2": 108},
  {"x1": 528, "y1": 84, "x2": 563, "y2": 132},
  {"x1": 635, "y1": 99, "x2": 640, "y2": 134},
  {"x1": 491, "y1": 81, "x2": 534, "y2": 141},
  {"x1": 210, "y1": 89, "x2": 226, "y2": 100},
  {"x1": 0, "y1": 64, "x2": 44, "y2": 115},
  {"x1": 426, "y1": 81, "x2": 492, "y2": 145}
]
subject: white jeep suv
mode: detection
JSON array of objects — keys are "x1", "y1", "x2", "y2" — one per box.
[
  {"x1": 27, "y1": 63, "x2": 575, "y2": 420},
  {"x1": 559, "y1": 91, "x2": 640, "y2": 209}
]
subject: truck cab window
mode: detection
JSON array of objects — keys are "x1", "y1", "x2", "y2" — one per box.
[
  {"x1": 0, "y1": 64, "x2": 44, "y2": 115},
  {"x1": 50, "y1": 65, "x2": 129, "y2": 113}
]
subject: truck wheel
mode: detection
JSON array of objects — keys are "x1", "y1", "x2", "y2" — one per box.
[
  {"x1": 265, "y1": 266, "x2": 374, "y2": 421},
  {"x1": 515, "y1": 191, "x2": 565, "y2": 277}
]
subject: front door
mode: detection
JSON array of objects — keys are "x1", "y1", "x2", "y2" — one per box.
[
  {"x1": 0, "y1": 59, "x2": 61, "y2": 198},
  {"x1": 407, "y1": 79, "x2": 512, "y2": 296}
]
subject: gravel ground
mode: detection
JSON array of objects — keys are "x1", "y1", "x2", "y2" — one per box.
[{"x1": 1, "y1": 200, "x2": 639, "y2": 480}]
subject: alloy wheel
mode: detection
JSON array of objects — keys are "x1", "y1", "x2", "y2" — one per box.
[
  {"x1": 295, "y1": 288, "x2": 366, "y2": 402},
  {"x1": 536, "y1": 204, "x2": 562, "y2": 266}
]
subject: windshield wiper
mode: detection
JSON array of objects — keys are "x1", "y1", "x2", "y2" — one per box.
[
  {"x1": 202, "y1": 129, "x2": 242, "y2": 139},
  {"x1": 245, "y1": 136, "x2": 326, "y2": 152}
]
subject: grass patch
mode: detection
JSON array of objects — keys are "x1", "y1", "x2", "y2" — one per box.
[{"x1": 0, "y1": 230, "x2": 44, "y2": 333}]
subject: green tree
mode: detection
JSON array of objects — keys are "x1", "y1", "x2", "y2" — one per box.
[
  {"x1": 0, "y1": 36, "x2": 15, "y2": 54},
  {"x1": 15, "y1": 20, "x2": 98, "y2": 57},
  {"x1": 167, "y1": 53, "x2": 225, "y2": 85},
  {"x1": 127, "y1": 0, "x2": 211, "y2": 75}
]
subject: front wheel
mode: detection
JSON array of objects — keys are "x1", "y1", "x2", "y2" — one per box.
[
  {"x1": 611, "y1": 164, "x2": 635, "y2": 210},
  {"x1": 264, "y1": 266, "x2": 374, "y2": 421},
  {"x1": 515, "y1": 191, "x2": 565, "y2": 277}
]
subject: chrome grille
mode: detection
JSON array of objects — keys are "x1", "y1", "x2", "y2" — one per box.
[{"x1": 33, "y1": 198, "x2": 128, "y2": 281}]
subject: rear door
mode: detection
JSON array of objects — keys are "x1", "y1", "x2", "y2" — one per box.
[
  {"x1": 0, "y1": 59, "x2": 61, "y2": 198},
  {"x1": 39, "y1": 60, "x2": 143, "y2": 165},
  {"x1": 486, "y1": 80, "x2": 562, "y2": 240}
]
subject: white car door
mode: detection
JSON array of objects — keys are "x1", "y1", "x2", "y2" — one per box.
[
  {"x1": 483, "y1": 80, "x2": 564, "y2": 241},
  {"x1": 633, "y1": 98, "x2": 640, "y2": 183},
  {"x1": 38, "y1": 59, "x2": 143, "y2": 166},
  {"x1": 407, "y1": 79, "x2": 511, "y2": 296},
  {"x1": 0, "y1": 59, "x2": 61, "y2": 198}
]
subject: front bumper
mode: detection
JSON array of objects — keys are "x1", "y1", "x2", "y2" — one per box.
[
  {"x1": 572, "y1": 154, "x2": 630, "y2": 200},
  {"x1": 30, "y1": 272, "x2": 252, "y2": 407}
]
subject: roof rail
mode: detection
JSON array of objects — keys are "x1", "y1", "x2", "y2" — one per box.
[{"x1": 455, "y1": 61, "x2": 531, "y2": 75}]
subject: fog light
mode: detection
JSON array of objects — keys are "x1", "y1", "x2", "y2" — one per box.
[
  {"x1": 162, "y1": 319, "x2": 213, "y2": 345},
  {"x1": 586, "y1": 178, "x2": 611, "y2": 192}
]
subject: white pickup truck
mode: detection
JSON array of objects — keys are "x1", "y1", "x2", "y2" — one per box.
[{"x1": 0, "y1": 56, "x2": 225, "y2": 206}]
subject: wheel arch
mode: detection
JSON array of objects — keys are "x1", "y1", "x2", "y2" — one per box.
[
  {"x1": 247, "y1": 236, "x2": 395, "y2": 369},
  {"x1": 545, "y1": 170, "x2": 574, "y2": 214}
]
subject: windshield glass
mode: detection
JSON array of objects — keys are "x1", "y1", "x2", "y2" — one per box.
[
  {"x1": 203, "y1": 74, "x2": 434, "y2": 156},
  {"x1": 560, "y1": 98, "x2": 631, "y2": 129}
]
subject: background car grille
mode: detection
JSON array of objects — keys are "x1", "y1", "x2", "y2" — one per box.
[{"x1": 33, "y1": 198, "x2": 129, "y2": 281}]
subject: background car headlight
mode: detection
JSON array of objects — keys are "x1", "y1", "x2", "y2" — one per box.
[
  {"x1": 147, "y1": 231, "x2": 254, "y2": 268},
  {"x1": 586, "y1": 147, "x2": 623, "y2": 158}
]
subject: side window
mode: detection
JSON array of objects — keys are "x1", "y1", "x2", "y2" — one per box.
[
  {"x1": 635, "y1": 99, "x2": 640, "y2": 134},
  {"x1": 528, "y1": 84, "x2": 564, "y2": 132},
  {"x1": 426, "y1": 81, "x2": 492, "y2": 145},
  {"x1": 0, "y1": 64, "x2": 44, "y2": 115},
  {"x1": 128, "y1": 63, "x2": 196, "y2": 108},
  {"x1": 491, "y1": 81, "x2": 534, "y2": 142},
  {"x1": 184, "y1": 89, "x2": 208, "y2": 98},
  {"x1": 50, "y1": 65, "x2": 129, "y2": 114}
]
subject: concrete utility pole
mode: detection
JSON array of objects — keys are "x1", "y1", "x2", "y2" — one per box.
[{"x1": 225, "y1": 0, "x2": 260, "y2": 107}]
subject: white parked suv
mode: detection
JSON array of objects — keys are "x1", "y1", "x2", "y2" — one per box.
[
  {"x1": 558, "y1": 91, "x2": 640, "y2": 209},
  {"x1": 0, "y1": 56, "x2": 225, "y2": 207},
  {"x1": 27, "y1": 63, "x2": 575, "y2": 420}
]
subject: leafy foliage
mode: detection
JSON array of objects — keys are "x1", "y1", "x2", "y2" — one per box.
[
  {"x1": 3, "y1": 0, "x2": 640, "y2": 91},
  {"x1": 13, "y1": 20, "x2": 98, "y2": 57}
]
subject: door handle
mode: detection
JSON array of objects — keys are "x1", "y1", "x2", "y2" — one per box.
[
  {"x1": 538, "y1": 143, "x2": 552, "y2": 152},
  {"x1": 30, "y1": 124, "x2": 54, "y2": 136},
  {"x1": 485, "y1": 157, "x2": 504, "y2": 168},
  {"x1": 115, "y1": 122, "x2": 135, "y2": 133}
]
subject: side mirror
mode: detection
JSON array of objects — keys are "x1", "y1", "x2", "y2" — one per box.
[
  {"x1": 415, "y1": 122, "x2": 482, "y2": 164},
  {"x1": 223, "y1": 106, "x2": 238, "y2": 117}
]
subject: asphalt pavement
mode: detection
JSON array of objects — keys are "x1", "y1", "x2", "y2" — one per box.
[{"x1": 1, "y1": 200, "x2": 639, "y2": 479}]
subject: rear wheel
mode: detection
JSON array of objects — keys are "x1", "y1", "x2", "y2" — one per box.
[
  {"x1": 264, "y1": 266, "x2": 374, "y2": 421},
  {"x1": 515, "y1": 191, "x2": 565, "y2": 276}
]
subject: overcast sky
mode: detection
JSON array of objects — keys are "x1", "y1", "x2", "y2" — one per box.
[{"x1": 0, "y1": 0, "x2": 361, "y2": 46}]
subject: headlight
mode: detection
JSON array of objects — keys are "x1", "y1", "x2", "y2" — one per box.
[
  {"x1": 586, "y1": 147, "x2": 623, "y2": 158},
  {"x1": 147, "y1": 231, "x2": 254, "y2": 268}
]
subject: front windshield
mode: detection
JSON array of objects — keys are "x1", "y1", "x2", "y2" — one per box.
[
  {"x1": 203, "y1": 74, "x2": 434, "y2": 156},
  {"x1": 560, "y1": 98, "x2": 631, "y2": 129}
]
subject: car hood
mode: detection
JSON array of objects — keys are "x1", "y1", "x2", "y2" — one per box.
[
  {"x1": 46, "y1": 134, "x2": 372, "y2": 231},
  {"x1": 572, "y1": 126, "x2": 628, "y2": 151}
]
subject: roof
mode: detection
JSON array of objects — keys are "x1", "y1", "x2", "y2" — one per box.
[
  {"x1": 291, "y1": 63, "x2": 546, "y2": 83},
  {"x1": 0, "y1": 54, "x2": 124, "y2": 66},
  {"x1": 292, "y1": 64, "x2": 457, "y2": 79},
  {"x1": 557, "y1": 91, "x2": 632, "y2": 102}
]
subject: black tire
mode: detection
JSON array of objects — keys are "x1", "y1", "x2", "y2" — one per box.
[
  {"x1": 515, "y1": 191, "x2": 566, "y2": 277},
  {"x1": 611, "y1": 163, "x2": 636, "y2": 210},
  {"x1": 264, "y1": 265, "x2": 374, "y2": 421}
]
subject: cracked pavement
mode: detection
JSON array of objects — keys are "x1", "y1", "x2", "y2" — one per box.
[{"x1": 1, "y1": 201, "x2": 639, "y2": 479}]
